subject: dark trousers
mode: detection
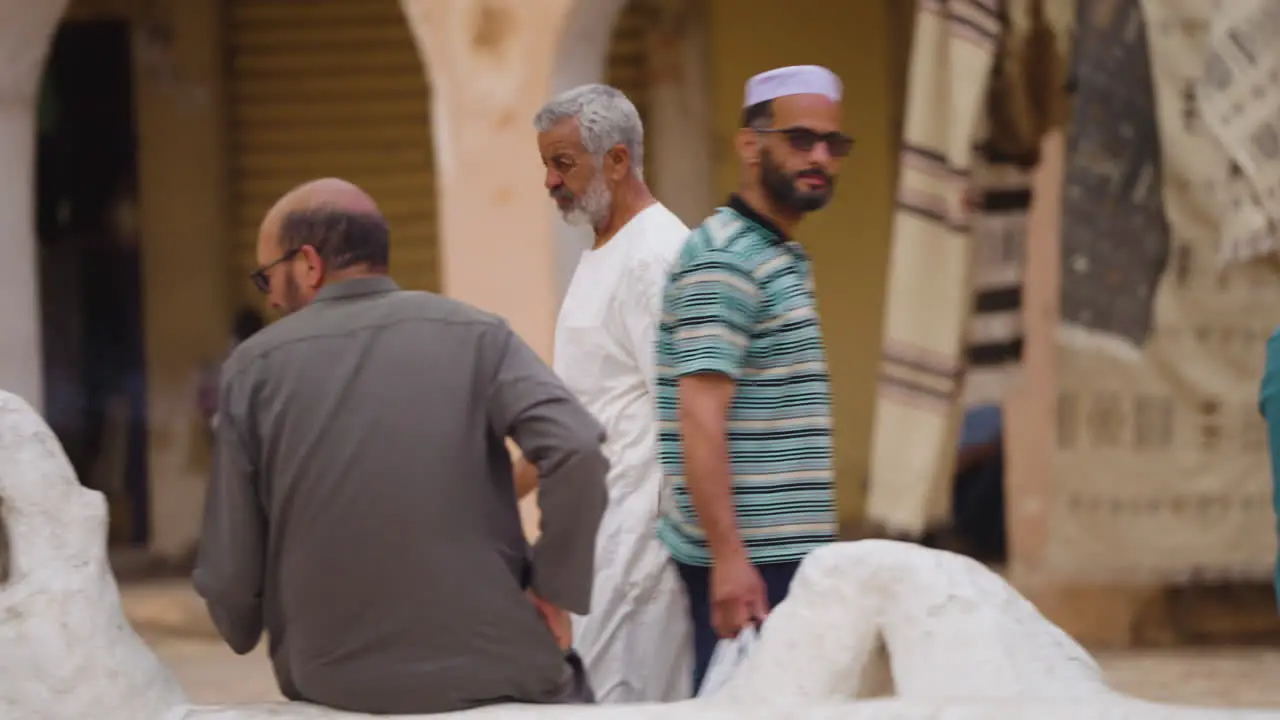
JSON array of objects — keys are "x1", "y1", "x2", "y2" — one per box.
[
  {"x1": 562, "y1": 650, "x2": 596, "y2": 704},
  {"x1": 952, "y1": 450, "x2": 1006, "y2": 562},
  {"x1": 675, "y1": 559, "x2": 801, "y2": 693}
]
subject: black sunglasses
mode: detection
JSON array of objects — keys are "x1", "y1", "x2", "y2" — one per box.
[
  {"x1": 755, "y1": 127, "x2": 855, "y2": 158},
  {"x1": 249, "y1": 248, "x2": 300, "y2": 294}
]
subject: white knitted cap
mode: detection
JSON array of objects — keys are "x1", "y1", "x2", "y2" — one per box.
[{"x1": 744, "y1": 65, "x2": 843, "y2": 107}]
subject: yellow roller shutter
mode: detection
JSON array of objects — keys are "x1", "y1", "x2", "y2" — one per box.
[
  {"x1": 226, "y1": 0, "x2": 438, "y2": 310},
  {"x1": 607, "y1": 0, "x2": 657, "y2": 188}
]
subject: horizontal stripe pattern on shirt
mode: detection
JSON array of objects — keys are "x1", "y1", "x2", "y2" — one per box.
[{"x1": 655, "y1": 204, "x2": 837, "y2": 567}]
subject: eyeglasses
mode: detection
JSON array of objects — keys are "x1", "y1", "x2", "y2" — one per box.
[
  {"x1": 248, "y1": 248, "x2": 300, "y2": 294},
  {"x1": 755, "y1": 127, "x2": 855, "y2": 158}
]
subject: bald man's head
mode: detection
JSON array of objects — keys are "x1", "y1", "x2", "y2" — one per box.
[
  {"x1": 263, "y1": 178, "x2": 381, "y2": 228},
  {"x1": 254, "y1": 178, "x2": 390, "y2": 314},
  {"x1": 263, "y1": 178, "x2": 389, "y2": 269}
]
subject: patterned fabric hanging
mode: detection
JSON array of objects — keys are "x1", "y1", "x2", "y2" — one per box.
[
  {"x1": 866, "y1": 0, "x2": 1004, "y2": 535},
  {"x1": 866, "y1": 0, "x2": 1071, "y2": 534}
]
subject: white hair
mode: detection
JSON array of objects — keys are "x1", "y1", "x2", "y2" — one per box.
[{"x1": 533, "y1": 84, "x2": 645, "y2": 180}]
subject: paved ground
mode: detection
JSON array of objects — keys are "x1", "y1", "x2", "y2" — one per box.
[
  {"x1": 145, "y1": 634, "x2": 283, "y2": 705},
  {"x1": 126, "y1": 580, "x2": 1280, "y2": 708},
  {"x1": 139, "y1": 630, "x2": 1280, "y2": 708},
  {"x1": 1097, "y1": 649, "x2": 1280, "y2": 708}
]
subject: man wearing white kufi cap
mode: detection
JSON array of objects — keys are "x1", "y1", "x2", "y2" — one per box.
[{"x1": 655, "y1": 64, "x2": 851, "y2": 692}]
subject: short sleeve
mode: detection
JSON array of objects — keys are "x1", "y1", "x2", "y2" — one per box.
[{"x1": 667, "y1": 245, "x2": 760, "y2": 380}]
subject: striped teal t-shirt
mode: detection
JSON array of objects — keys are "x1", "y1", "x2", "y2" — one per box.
[{"x1": 655, "y1": 195, "x2": 837, "y2": 567}]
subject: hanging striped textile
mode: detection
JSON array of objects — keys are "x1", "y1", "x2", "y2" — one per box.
[{"x1": 865, "y1": 0, "x2": 1003, "y2": 535}]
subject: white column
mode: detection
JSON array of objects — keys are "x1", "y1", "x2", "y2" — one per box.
[
  {"x1": 0, "y1": 0, "x2": 69, "y2": 413},
  {"x1": 402, "y1": 0, "x2": 584, "y2": 359}
]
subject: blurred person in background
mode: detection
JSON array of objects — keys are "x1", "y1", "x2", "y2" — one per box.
[{"x1": 943, "y1": 404, "x2": 1007, "y2": 563}]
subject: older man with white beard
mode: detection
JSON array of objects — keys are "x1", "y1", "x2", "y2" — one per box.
[{"x1": 513, "y1": 83, "x2": 694, "y2": 703}]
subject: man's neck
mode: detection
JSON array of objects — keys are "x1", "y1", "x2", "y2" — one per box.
[
  {"x1": 324, "y1": 266, "x2": 385, "y2": 285},
  {"x1": 593, "y1": 179, "x2": 656, "y2": 249},
  {"x1": 736, "y1": 186, "x2": 801, "y2": 237}
]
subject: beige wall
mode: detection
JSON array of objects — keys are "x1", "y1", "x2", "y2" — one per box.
[
  {"x1": 706, "y1": 0, "x2": 899, "y2": 530},
  {"x1": 130, "y1": 0, "x2": 232, "y2": 558}
]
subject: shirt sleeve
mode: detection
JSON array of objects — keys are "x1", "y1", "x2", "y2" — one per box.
[
  {"x1": 481, "y1": 321, "x2": 609, "y2": 615},
  {"x1": 617, "y1": 250, "x2": 673, "y2": 396},
  {"x1": 191, "y1": 368, "x2": 266, "y2": 655},
  {"x1": 667, "y1": 243, "x2": 760, "y2": 380}
]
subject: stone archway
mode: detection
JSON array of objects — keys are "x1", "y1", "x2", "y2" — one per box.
[
  {"x1": 399, "y1": 0, "x2": 713, "y2": 345},
  {"x1": 0, "y1": 0, "x2": 70, "y2": 412},
  {"x1": 400, "y1": 0, "x2": 584, "y2": 360},
  {"x1": 5, "y1": 0, "x2": 241, "y2": 559},
  {"x1": 399, "y1": 0, "x2": 656, "y2": 540}
]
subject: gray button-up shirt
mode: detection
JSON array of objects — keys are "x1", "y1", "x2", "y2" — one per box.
[{"x1": 192, "y1": 276, "x2": 608, "y2": 714}]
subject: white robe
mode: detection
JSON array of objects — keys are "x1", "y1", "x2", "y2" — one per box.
[{"x1": 554, "y1": 203, "x2": 694, "y2": 703}]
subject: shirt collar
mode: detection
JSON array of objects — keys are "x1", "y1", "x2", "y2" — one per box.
[
  {"x1": 727, "y1": 193, "x2": 791, "y2": 244},
  {"x1": 726, "y1": 194, "x2": 810, "y2": 262},
  {"x1": 314, "y1": 276, "x2": 400, "y2": 303}
]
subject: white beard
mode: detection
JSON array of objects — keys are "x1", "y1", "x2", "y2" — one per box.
[{"x1": 562, "y1": 174, "x2": 613, "y2": 230}]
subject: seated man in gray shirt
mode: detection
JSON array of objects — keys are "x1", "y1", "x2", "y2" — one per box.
[{"x1": 193, "y1": 177, "x2": 608, "y2": 714}]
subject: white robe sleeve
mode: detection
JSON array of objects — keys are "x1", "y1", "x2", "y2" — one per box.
[{"x1": 615, "y1": 251, "x2": 669, "y2": 396}]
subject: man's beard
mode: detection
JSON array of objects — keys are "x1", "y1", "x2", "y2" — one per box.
[
  {"x1": 760, "y1": 147, "x2": 835, "y2": 214},
  {"x1": 554, "y1": 174, "x2": 613, "y2": 231}
]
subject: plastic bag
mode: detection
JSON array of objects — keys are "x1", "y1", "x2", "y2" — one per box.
[{"x1": 696, "y1": 624, "x2": 760, "y2": 698}]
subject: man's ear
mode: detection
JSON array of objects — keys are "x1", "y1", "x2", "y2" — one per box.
[
  {"x1": 606, "y1": 145, "x2": 630, "y2": 181},
  {"x1": 735, "y1": 127, "x2": 760, "y2": 166},
  {"x1": 298, "y1": 244, "x2": 325, "y2": 289}
]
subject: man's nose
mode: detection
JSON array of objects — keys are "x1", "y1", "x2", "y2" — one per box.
[
  {"x1": 545, "y1": 170, "x2": 562, "y2": 191},
  {"x1": 809, "y1": 141, "x2": 833, "y2": 165}
]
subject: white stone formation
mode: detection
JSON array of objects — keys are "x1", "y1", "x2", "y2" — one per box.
[{"x1": 1, "y1": 388, "x2": 1277, "y2": 719}]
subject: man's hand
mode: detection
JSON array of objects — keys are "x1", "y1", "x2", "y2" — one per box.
[
  {"x1": 527, "y1": 591, "x2": 572, "y2": 650},
  {"x1": 513, "y1": 455, "x2": 539, "y2": 499},
  {"x1": 709, "y1": 554, "x2": 768, "y2": 638}
]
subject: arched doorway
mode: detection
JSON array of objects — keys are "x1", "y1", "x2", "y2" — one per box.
[
  {"x1": 36, "y1": 13, "x2": 149, "y2": 548},
  {"x1": 28, "y1": 0, "x2": 244, "y2": 564},
  {"x1": 225, "y1": 0, "x2": 440, "y2": 312}
]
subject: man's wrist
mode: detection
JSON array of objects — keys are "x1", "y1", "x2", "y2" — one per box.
[{"x1": 709, "y1": 536, "x2": 748, "y2": 565}]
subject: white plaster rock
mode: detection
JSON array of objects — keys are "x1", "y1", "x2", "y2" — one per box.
[
  {"x1": 0, "y1": 391, "x2": 188, "y2": 719},
  {"x1": 1, "y1": 388, "x2": 1279, "y2": 719}
]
